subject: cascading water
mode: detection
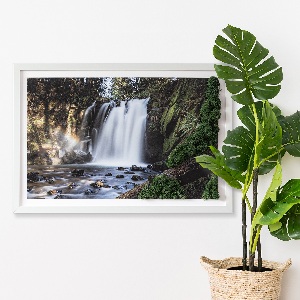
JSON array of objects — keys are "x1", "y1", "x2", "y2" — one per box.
[{"x1": 90, "y1": 98, "x2": 149, "y2": 166}]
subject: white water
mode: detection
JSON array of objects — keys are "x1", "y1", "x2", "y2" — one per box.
[{"x1": 93, "y1": 99, "x2": 149, "y2": 166}]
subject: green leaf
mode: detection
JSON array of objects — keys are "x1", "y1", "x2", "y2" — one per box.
[
  {"x1": 195, "y1": 146, "x2": 244, "y2": 189},
  {"x1": 214, "y1": 25, "x2": 283, "y2": 104},
  {"x1": 270, "y1": 204, "x2": 300, "y2": 241},
  {"x1": 227, "y1": 101, "x2": 282, "y2": 174},
  {"x1": 279, "y1": 111, "x2": 300, "y2": 157},
  {"x1": 256, "y1": 179, "x2": 300, "y2": 226},
  {"x1": 256, "y1": 101, "x2": 282, "y2": 174},
  {"x1": 252, "y1": 162, "x2": 282, "y2": 227},
  {"x1": 222, "y1": 126, "x2": 254, "y2": 172}
]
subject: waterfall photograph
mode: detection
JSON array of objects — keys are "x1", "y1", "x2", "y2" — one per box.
[{"x1": 27, "y1": 76, "x2": 221, "y2": 200}]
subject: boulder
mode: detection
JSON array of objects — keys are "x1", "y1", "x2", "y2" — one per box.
[
  {"x1": 71, "y1": 169, "x2": 85, "y2": 177},
  {"x1": 90, "y1": 181, "x2": 104, "y2": 188},
  {"x1": 131, "y1": 175, "x2": 144, "y2": 181},
  {"x1": 61, "y1": 150, "x2": 92, "y2": 164}
]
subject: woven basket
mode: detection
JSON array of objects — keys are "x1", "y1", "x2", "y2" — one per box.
[{"x1": 200, "y1": 256, "x2": 291, "y2": 300}]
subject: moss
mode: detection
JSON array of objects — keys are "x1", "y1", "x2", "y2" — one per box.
[
  {"x1": 138, "y1": 174, "x2": 186, "y2": 199},
  {"x1": 201, "y1": 174, "x2": 219, "y2": 199},
  {"x1": 166, "y1": 76, "x2": 221, "y2": 168},
  {"x1": 162, "y1": 119, "x2": 182, "y2": 155},
  {"x1": 183, "y1": 176, "x2": 210, "y2": 199},
  {"x1": 161, "y1": 104, "x2": 176, "y2": 134}
]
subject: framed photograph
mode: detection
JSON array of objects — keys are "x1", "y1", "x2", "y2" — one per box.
[{"x1": 14, "y1": 63, "x2": 233, "y2": 213}]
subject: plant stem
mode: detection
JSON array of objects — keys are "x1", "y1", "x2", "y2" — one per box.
[
  {"x1": 249, "y1": 168, "x2": 259, "y2": 271},
  {"x1": 257, "y1": 237, "x2": 262, "y2": 271},
  {"x1": 242, "y1": 197, "x2": 247, "y2": 271}
]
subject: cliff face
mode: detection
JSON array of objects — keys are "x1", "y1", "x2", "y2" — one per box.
[{"x1": 144, "y1": 78, "x2": 208, "y2": 163}]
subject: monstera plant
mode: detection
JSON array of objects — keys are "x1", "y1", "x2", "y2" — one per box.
[{"x1": 196, "y1": 25, "x2": 300, "y2": 272}]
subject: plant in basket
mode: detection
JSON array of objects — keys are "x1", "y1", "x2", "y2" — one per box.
[{"x1": 196, "y1": 25, "x2": 300, "y2": 299}]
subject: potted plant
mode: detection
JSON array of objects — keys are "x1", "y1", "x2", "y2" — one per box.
[{"x1": 196, "y1": 24, "x2": 300, "y2": 299}]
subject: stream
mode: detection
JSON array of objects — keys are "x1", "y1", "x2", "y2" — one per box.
[{"x1": 27, "y1": 164, "x2": 158, "y2": 199}]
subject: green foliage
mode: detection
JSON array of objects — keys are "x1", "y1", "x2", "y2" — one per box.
[
  {"x1": 197, "y1": 24, "x2": 300, "y2": 263},
  {"x1": 27, "y1": 77, "x2": 106, "y2": 153},
  {"x1": 279, "y1": 111, "x2": 300, "y2": 157},
  {"x1": 166, "y1": 76, "x2": 221, "y2": 168},
  {"x1": 201, "y1": 175, "x2": 219, "y2": 199},
  {"x1": 269, "y1": 204, "x2": 300, "y2": 241},
  {"x1": 196, "y1": 146, "x2": 245, "y2": 189},
  {"x1": 214, "y1": 25, "x2": 283, "y2": 105},
  {"x1": 223, "y1": 101, "x2": 283, "y2": 175},
  {"x1": 138, "y1": 175, "x2": 186, "y2": 199}
]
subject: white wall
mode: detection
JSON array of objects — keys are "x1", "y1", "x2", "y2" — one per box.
[{"x1": 1, "y1": 0, "x2": 300, "y2": 299}]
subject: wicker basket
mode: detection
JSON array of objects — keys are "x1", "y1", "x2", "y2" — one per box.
[{"x1": 200, "y1": 256, "x2": 291, "y2": 300}]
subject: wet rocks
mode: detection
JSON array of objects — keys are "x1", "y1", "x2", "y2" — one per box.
[
  {"x1": 71, "y1": 169, "x2": 85, "y2": 177},
  {"x1": 131, "y1": 175, "x2": 144, "y2": 181},
  {"x1": 117, "y1": 167, "x2": 125, "y2": 171},
  {"x1": 61, "y1": 150, "x2": 92, "y2": 164},
  {"x1": 45, "y1": 177, "x2": 55, "y2": 184},
  {"x1": 47, "y1": 189, "x2": 62, "y2": 195},
  {"x1": 105, "y1": 172, "x2": 112, "y2": 176},
  {"x1": 131, "y1": 165, "x2": 145, "y2": 171},
  {"x1": 124, "y1": 171, "x2": 135, "y2": 174},
  {"x1": 68, "y1": 182, "x2": 78, "y2": 189},
  {"x1": 90, "y1": 181, "x2": 104, "y2": 188},
  {"x1": 151, "y1": 161, "x2": 168, "y2": 172},
  {"x1": 54, "y1": 194, "x2": 70, "y2": 199},
  {"x1": 116, "y1": 174, "x2": 124, "y2": 178},
  {"x1": 27, "y1": 172, "x2": 44, "y2": 182},
  {"x1": 84, "y1": 188, "x2": 97, "y2": 195}
]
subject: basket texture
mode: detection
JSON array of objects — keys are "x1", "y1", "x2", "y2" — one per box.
[{"x1": 200, "y1": 256, "x2": 291, "y2": 300}]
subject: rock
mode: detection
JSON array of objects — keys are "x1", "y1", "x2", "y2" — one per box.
[
  {"x1": 131, "y1": 175, "x2": 144, "y2": 181},
  {"x1": 54, "y1": 194, "x2": 70, "y2": 199},
  {"x1": 164, "y1": 158, "x2": 210, "y2": 185},
  {"x1": 61, "y1": 150, "x2": 92, "y2": 164},
  {"x1": 144, "y1": 117, "x2": 164, "y2": 163},
  {"x1": 68, "y1": 182, "x2": 78, "y2": 189},
  {"x1": 45, "y1": 177, "x2": 55, "y2": 184},
  {"x1": 47, "y1": 189, "x2": 62, "y2": 195},
  {"x1": 116, "y1": 174, "x2": 124, "y2": 178},
  {"x1": 27, "y1": 149, "x2": 52, "y2": 165},
  {"x1": 103, "y1": 184, "x2": 111, "y2": 188},
  {"x1": 27, "y1": 172, "x2": 44, "y2": 182},
  {"x1": 117, "y1": 167, "x2": 125, "y2": 171},
  {"x1": 105, "y1": 172, "x2": 112, "y2": 176},
  {"x1": 131, "y1": 165, "x2": 145, "y2": 171},
  {"x1": 71, "y1": 169, "x2": 85, "y2": 177},
  {"x1": 84, "y1": 188, "x2": 97, "y2": 195},
  {"x1": 124, "y1": 171, "x2": 135, "y2": 174},
  {"x1": 117, "y1": 182, "x2": 148, "y2": 199},
  {"x1": 90, "y1": 181, "x2": 104, "y2": 188},
  {"x1": 151, "y1": 161, "x2": 168, "y2": 172},
  {"x1": 27, "y1": 186, "x2": 33, "y2": 192}
]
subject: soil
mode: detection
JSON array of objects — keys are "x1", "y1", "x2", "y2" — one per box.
[{"x1": 227, "y1": 266, "x2": 273, "y2": 272}]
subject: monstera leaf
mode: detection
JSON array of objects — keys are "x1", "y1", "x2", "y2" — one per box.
[
  {"x1": 256, "y1": 179, "x2": 300, "y2": 226},
  {"x1": 279, "y1": 111, "x2": 300, "y2": 157},
  {"x1": 214, "y1": 25, "x2": 283, "y2": 105},
  {"x1": 195, "y1": 146, "x2": 245, "y2": 189},
  {"x1": 269, "y1": 204, "x2": 300, "y2": 241},
  {"x1": 223, "y1": 101, "x2": 282, "y2": 174}
]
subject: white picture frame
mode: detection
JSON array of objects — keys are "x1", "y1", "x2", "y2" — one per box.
[{"x1": 14, "y1": 63, "x2": 233, "y2": 213}]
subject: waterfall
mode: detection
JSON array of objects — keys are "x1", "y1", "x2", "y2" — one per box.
[{"x1": 90, "y1": 99, "x2": 149, "y2": 166}]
